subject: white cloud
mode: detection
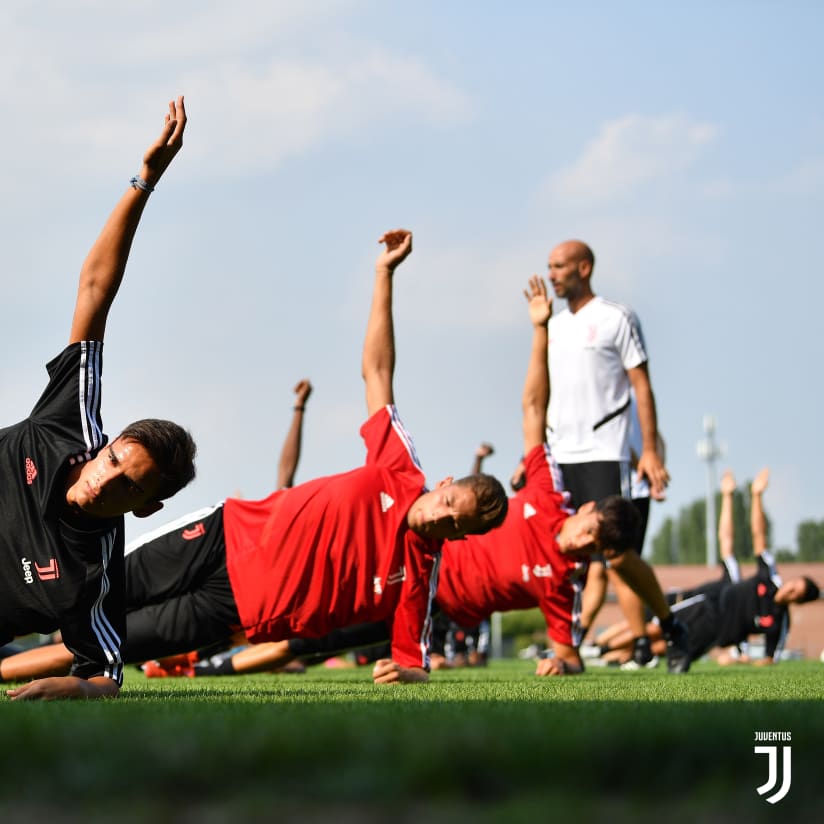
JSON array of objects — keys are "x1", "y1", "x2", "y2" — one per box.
[
  {"x1": 547, "y1": 113, "x2": 718, "y2": 206},
  {"x1": 0, "y1": 2, "x2": 473, "y2": 181},
  {"x1": 177, "y1": 51, "x2": 473, "y2": 174}
]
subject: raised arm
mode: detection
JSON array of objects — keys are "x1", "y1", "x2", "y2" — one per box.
[
  {"x1": 718, "y1": 470, "x2": 736, "y2": 562},
  {"x1": 627, "y1": 364, "x2": 669, "y2": 499},
  {"x1": 522, "y1": 276, "x2": 552, "y2": 455},
  {"x1": 277, "y1": 380, "x2": 313, "y2": 489},
  {"x1": 69, "y1": 97, "x2": 187, "y2": 344},
  {"x1": 362, "y1": 229, "x2": 413, "y2": 417},
  {"x1": 750, "y1": 467, "x2": 770, "y2": 557},
  {"x1": 471, "y1": 443, "x2": 495, "y2": 475}
]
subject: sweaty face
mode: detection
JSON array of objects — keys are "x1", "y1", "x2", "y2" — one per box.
[
  {"x1": 547, "y1": 245, "x2": 585, "y2": 300},
  {"x1": 66, "y1": 438, "x2": 162, "y2": 518},
  {"x1": 407, "y1": 484, "x2": 481, "y2": 540}
]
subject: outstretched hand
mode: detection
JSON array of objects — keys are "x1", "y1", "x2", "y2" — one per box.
[
  {"x1": 141, "y1": 96, "x2": 187, "y2": 187},
  {"x1": 293, "y1": 379, "x2": 313, "y2": 408},
  {"x1": 751, "y1": 467, "x2": 769, "y2": 496},
  {"x1": 376, "y1": 229, "x2": 413, "y2": 272},
  {"x1": 524, "y1": 275, "x2": 552, "y2": 327},
  {"x1": 476, "y1": 443, "x2": 494, "y2": 459},
  {"x1": 720, "y1": 470, "x2": 736, "y2": 495},
  {"x1": 372, "y1": 658, "x2": 429, "y2": 684}
]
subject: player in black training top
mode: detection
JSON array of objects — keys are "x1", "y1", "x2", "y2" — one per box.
[{"x1": 1, "y1": 97, "x2": 196, "y2": 701}]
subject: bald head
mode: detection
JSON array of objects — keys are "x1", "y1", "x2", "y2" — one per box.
[
  {"x1": 547, "y1": 240, "x2": 596, "y2": 308},
  {"x1": 553, "y1": 240, "x2": 595, "y2": 270}
]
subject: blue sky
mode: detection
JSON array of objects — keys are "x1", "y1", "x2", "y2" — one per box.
[{"x1": 2, "y1": 1, "x2": 822, "y2": 554}]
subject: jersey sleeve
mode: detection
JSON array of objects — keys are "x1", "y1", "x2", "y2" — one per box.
[
  {"x1": 361, "y1": 405, "x2": 424, "y2": 476},
  {"x1": 60, "y1": 523, "x2": 126, "y2": 685},
  {"x1": 30, "y1": 342, "x2": 107, "y2": 461},
  {"x1": 757, "y1": 551, "x2": 782, "y2": 586},
  {"x1": 721, "y1": 556, "x2": 741, "y2": 584},
  {"x1": 523, "y1": 444, "x2": 571, "y2": 509},
  {"x1": 615, "y1": 308, "x2": 648, "y2": 372},
  {"x1": 385, "y1": 544, "x2": 439, "y2": 670},
  {"x1": 539, "y1": 595, "x2": 574, "y2": 647}
]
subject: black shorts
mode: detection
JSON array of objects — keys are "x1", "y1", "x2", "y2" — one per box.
[
  {"x1": 559, "y1": 461, "x2": 649, "y2": 555},
  {"x1": 670, "y1": 592, "x2": 720, "y2": 661},
  {"x1": 123, "y1": 506, "x2": 241, "y2": 662}
]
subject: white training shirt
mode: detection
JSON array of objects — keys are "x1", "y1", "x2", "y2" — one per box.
[{"x1": 547, "y1": 295, "x2": 648, "y2": 463}]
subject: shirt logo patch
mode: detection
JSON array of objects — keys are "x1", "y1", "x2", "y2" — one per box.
[
  {"x1": 25, "y1": 457, "x2": 38, "y2": 485},
  {"x1": 35, "y1": 558, "x2": 60, "y2": 581},
  {"x1": 532, "y1": 564, "x2": 552, "y2": 578},
  {"x1": 523, "y1": 502, "x2": 537, "y2": 520},
  {"x1": 375, "y1": 566, "x2": 407, "y2": 595},
  {"x1": 380, "y1": 492, "x2": 395, "y2": 513},
  {"x1": 22, "y1": 556, "x2": 60, "y2": 583},
  {"x1": 522, "y1": 564, "x2": 530, "y2": 582},
  {"x1": 21, "y1": 557, "x2": 34, "y2": 584},
  {"x1": 182, "y1": 523, "x2": 206, "y2": 540}
]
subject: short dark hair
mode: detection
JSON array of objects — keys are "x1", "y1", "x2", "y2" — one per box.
[
  {"x1": 116, "y1": 418, "x2": 197, "y2": 501},
  {"x1": 453, "y1": 473, "x2": 508, "y2": 534},
  {"x1": 800, "y1": 576, "x2": 820, "y2": 604},
  {"x1": 595, "y1": 495, "x2": 640, "y2": 556}
]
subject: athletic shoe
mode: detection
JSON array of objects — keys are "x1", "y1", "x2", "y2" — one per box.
[
  {"x1": 665, "y1": 618, "x2": 691, "y2": 674},
  {"x1": 141, "y1": 658, "x2": 195, "y2": 678},
  {"x1": 579, "y1": 643, "x2": 602, "y2": 660},
  {"x1": 620, "y1": 655, "x2": 660, "y2": 671},
  {"x1": 141, "y1": 660, "x2": 194, "y2": 678},
  {"x1": 632, "y1": 635, "x2": 654, "y2": 666}
]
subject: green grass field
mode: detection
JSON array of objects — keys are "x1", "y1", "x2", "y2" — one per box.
[{"x1": 3, "y1": 659, "x2": 822, "y2": 822}]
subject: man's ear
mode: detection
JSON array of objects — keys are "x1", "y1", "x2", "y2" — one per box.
[
  {"x1": 133, "y1": 500, "x2": 164, "y2": 519},
  {"x1": 434, "y1": 476, "x2": 454, "y2": 489}
]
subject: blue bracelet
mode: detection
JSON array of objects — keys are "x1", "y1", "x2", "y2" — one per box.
[{"x1": 129, "y1": 175, "x2": 155, "y2": 193}]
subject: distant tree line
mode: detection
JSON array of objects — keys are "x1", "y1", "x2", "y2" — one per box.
[{"x1": 648, "y1": 481, "x2": 824, "y2": 564}]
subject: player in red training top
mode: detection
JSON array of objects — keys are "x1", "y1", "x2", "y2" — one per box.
[
  {"x1": 0, "y1": 230, "x2": 508, "y2": 689},
  {"x1": 146, "y1": 276, "x2": 649, "y2": 678}
]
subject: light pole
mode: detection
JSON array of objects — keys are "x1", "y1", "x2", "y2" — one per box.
[{"x1": 696, "y1": 415, "x2": 723, "y2": 568}]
